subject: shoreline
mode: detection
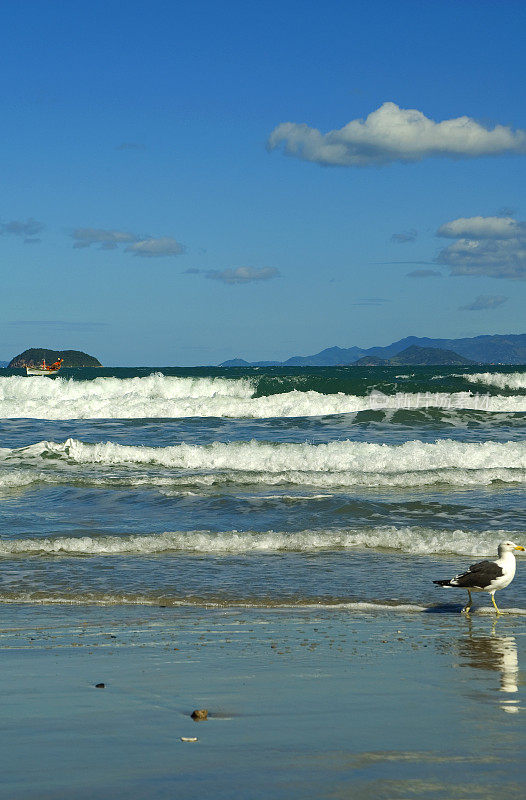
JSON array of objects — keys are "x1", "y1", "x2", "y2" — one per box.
[
  {"x1": 1, "y1": 597, "x2": 526, "y2": 614},
  {"x1": 2, "y1": 605, "x2": 525, "y2": 799}
]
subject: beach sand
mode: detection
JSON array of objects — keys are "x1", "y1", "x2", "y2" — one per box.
[{"x1": 1, "y1": 606, "x2": 525, "y2": 799}]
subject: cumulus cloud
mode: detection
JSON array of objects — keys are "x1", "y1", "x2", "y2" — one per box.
[
  {"x1": 460, "y1": 295, "x2": 508, "y2": 311},
  {"x1": 267, "y1": 102, "x2": 526, "y2": 167},
  {"x1": 437, "y1": 216, "x2": 521, "y2": 239},
  {"x1": 72, "y1": 229, "x2": 185, "y2": 257},
  {"x1": 186, "y1": 266, "x2": 280, "y2": 284},
  {"x1": 72, "y1": 228, "x2": 138, "y2": 249},
  {"x1": 436, "y1": 214, "x2": 526, "y2": 279},
  {"x1": 0, "y1": 217, "x2": 43, "y2": 242},
  {"x1": 206, "y1": 266, "x2": 279, "y2": 284},
  {"x1": 406, "y1": 269, "x2": 442, "y2": 278},
  {"x1": 125, "y1": 237, "x2": 186, "y2": 257},
  {"x1": 391, "y1": 229, "x2": 417, "y2": 243}
]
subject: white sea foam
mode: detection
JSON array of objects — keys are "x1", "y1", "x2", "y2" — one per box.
[
  {"x1": 0, "y1": 593, "x2": 427, "y2": 611},
  {"x1": 0, "y1": 526, "x2": 522, "y2": 557},
  {"x1": 6, "y1": 436, "x2": 526, "y2": 473},
  {"x1": 1, "y1": 437, "x2": 525, "y2": 489},
  {"x1": 0, "y1": 466, "x2": 523, "y2": 490},
  {"x1": 1, "y1": 374, "x2": 525, "y2": 418},
  {"x1": 0, "y1": 471, "x2": 41, "y2": 489},
  {"x1": 1, "y1": 591, "x2": 524, "y2": 613},
  {"x1": 464, "y1": 372, "x2": 526, "y2": 391}
]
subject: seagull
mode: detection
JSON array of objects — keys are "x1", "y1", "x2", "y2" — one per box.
[{"x1": 433, "y1": 541, "x2": 524, "y2": 614}]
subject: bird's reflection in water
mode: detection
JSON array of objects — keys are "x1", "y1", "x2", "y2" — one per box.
[{"x1": 457, "y1": 620, "x2": 520, "y2": 713}]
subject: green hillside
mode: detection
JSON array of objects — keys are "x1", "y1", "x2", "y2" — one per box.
[
  {"x1": 354, "y1": 346, "x2": 474, "y2": 366},
  {"x1": 8, "y1": 348, "x2": 102, "y2": 368}
]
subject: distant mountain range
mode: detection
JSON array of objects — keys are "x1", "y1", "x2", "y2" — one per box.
[{"x1": 221, "y1": 333, "x2": 526, "y2": 367}]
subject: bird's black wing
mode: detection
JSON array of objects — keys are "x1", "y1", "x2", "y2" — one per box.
[{"x1": 452, "y1": 560, "x2": 503, "y2": 588}]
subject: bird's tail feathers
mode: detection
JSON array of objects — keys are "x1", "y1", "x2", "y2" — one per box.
[{"x1": 433, "y1": 579, "x2": 453, "y2": 587}]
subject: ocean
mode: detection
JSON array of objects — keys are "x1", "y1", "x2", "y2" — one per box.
[{"x1": 1, "y1": 364, "x2": 525, "y2": 613}]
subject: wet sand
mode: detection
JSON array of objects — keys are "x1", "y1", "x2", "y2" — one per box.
[{"x1": 1, "y1": 606, "x2": 525, "y2": 799}]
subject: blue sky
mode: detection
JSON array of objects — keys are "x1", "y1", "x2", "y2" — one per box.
[{"x1": 1, "y1": 0, "x2": 526, "y2": 365}]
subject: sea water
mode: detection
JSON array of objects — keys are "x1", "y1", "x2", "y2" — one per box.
[{"x1": 0, "y1": 365, "x2": 525, "y2": 611}]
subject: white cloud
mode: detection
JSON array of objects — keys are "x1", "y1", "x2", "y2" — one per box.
[
  {"x1": 125, "y1": 237, "x2": 186, "y2": 257},
  {"x1": 72, "y1": 228, "x2": 138, "y2": 249},
  {"x1": 72, "y1": 229, "x2": 186, "y2": 257},
  {"x1": 437, "y1": 216, "x2": 521, "y2": 239},
  {"x1": 436, "y1": 214, "x2": 526, "y2": 279},
  {"x1": 205, "y1": 266, "x2": 280, "y2": 284},
  {"x1": 185, "y1": 266, "x2": 280, "y2": 284},
  {"x1": 0, "y1": 217, "x2": 43, "y2": 242},
  {"x1": 391, "y1": 229, "x2": 417, "y2": 243},
  {"x1": 460, "y1": 295, "x2": 508, "y2": 311},
  {"x1": 406, "y1": 269, "x2": 442, "y2": 278},
  {"x1": 267, "y1": 102, "x2": 526, "y2": 167}
]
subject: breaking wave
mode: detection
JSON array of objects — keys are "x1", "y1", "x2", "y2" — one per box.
[
  {"x1": 1, "y1": 374, "x2": 526, "y2": 418},
  {"x1": 1, "y1": 467, "x2": 523, "y2": 490},
  {"x1": 0, "y1": 525, "x2": 522, "y2": 557},
  {"x1": 1, "y1": 437, "x2": 524, "y2": 489},
  {"x1": 463, "y1": 372, "x2": 526, "y2": 391}
]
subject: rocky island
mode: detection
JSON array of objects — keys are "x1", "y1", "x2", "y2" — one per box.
[{"x1": 8, "y1": 348, "x2": 102, "y2": 368}]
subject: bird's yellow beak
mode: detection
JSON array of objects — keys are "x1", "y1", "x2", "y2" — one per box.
[{"x1": 515, "y1": 545, "x2": 525, "y2": 551}]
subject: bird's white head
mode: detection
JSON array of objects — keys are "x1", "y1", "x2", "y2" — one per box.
[{"x1": 498, "y1": 541, "x2": 525, "y2": 556}]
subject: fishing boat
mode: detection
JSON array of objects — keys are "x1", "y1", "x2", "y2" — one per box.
[{"x1": 25, "y1": 358, "x2": 64, "y2": 376}]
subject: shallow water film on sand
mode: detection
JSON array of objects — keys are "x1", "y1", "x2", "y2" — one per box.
[{"x1": 1, "y1": 365, "x2": 525, "y2": 798}]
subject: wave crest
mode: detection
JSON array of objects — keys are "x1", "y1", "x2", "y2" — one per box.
[
  {"x1": 6, "y1": 436, "x2": 526, "y2": 472},
  {"x1": 464, "y1": 372, "x2": 526, "y2": 391},
  {"x1": 0, "y1": 526, "x2": 521, "y2": 557},
  {"x1": 2, "y1": 437, "x2": 525, "y2": 489},
  {"x1": 1, "y1": 374, "x2": 526, "y2": 418}
]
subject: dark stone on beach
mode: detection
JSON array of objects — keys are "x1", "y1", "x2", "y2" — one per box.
[
  {"x1": 191, "y1": 709, "x2": 208, "y2": 720},
  {"x1": 95, "y1": 683, "x2": 105, "y2": 688}
]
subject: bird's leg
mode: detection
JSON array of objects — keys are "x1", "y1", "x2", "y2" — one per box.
[
  {"x1": 462, "y1": 590, "x2": 472, "y2": 614},
  {"x1": 491, "y1": 593, "x2": 501, "y2": 615}
]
